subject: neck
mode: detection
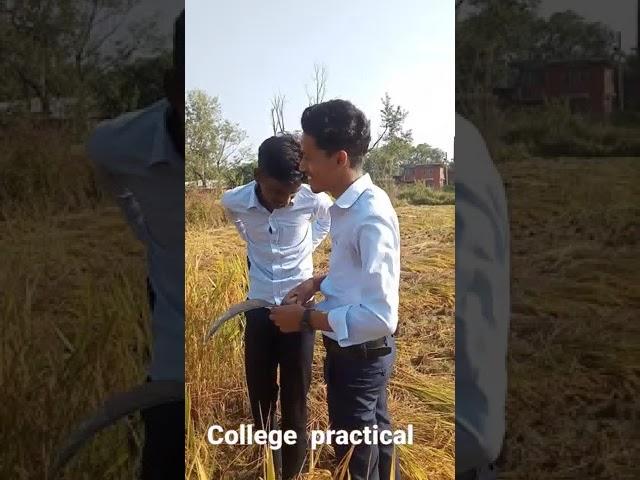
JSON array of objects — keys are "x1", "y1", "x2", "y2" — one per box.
[
  {"x1": 255, "y1": 184, "x2": 274, "y2": 212},
  {"x1": 330, "y1": 169, "x2": 364, "y2": 199}
]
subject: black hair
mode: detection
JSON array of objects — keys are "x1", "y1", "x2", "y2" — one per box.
[
  {"x1": 174, "y1": 10, "x2": 185, "y2": 74},
  {"x1": 258, "y1": 134, "x2": 304, "y2": 183},
  {"x1": 300, "y1": 99, "x2": 371, "y2": 168}
]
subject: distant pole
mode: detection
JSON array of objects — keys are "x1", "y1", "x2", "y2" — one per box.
[
  {"x1": 637, "y1": 0, "x2": 640, "y2": 54},
  {"x1": 615, "y1": 32, "x2": 624, "y2": 112}
]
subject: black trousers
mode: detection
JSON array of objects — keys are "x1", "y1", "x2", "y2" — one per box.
[
  {"x1": 244, "y1": 307, "x2": 315, "y2": 480},
  {"x1": 324, "y1": 335, "x2": 400, "y2": 480},
  {"x1": 140, "y1": 277, "x2": 185, "y2": 479},
  {"x1": 140, "y1": 399, "x2": 185, "y2": 479}
]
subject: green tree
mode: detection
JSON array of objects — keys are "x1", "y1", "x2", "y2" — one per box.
[
  {"x1": 534, "y1": 11, "x2": 616, "y2": 61},
  {"x1": 365, "y1": 93, "x2": 413, "y2": 182},
  {"x1": 186, "y1": 89, "x2": 251, "y2": 186},
  {"x1": 91, "y1": 51, "x2": 171, "y2": 118},
  {"x1": 409, "y1": 143, "x2": 448, "y2": 165},
  {"x1": 0, "y1": 0, "x2": 164, "y2": 115},
  {"x1": 371, "y1": 92, "x2": 413, "y2": 149}
]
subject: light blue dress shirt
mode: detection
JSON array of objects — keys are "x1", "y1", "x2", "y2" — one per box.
[
  {"x1": 86, "y1": 99, "x2": 184, "y2": 381},
  {"x1": 317, "y1": 174, "x2": 401, "y2": 347},
  {"x1": 221, "y1": 181, "x2": 332, "y2": 305},
  {"x1": 455, "y1": 114, "x2": 510, "y2": 471}
]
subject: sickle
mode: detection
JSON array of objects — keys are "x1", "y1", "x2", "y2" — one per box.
[
  {"x1": 50, "y1": 380, "x2": 183, "y2": 477},
  {"x1": 204, "y1": 299, "x2": 275, "y2": 343}
]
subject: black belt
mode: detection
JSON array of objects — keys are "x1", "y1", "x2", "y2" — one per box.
[{"x1": 323, "y1": 335, "x2": 392, "y2": 360}]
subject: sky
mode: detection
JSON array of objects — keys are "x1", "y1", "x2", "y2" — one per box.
[
  {"x1": 186, "y1": 0, "x2": 455, "y2": 159},
  {"x1": 539, "y1": 0, "x2": 638, "y2": 53}
]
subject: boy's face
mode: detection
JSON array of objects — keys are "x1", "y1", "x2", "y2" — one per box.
[
  {"x1": 300, "y1": 133, "x2": 340, "y2": 194},
  {"x1": 255, "y1": 171, "x2": 301, "y2": 210}
]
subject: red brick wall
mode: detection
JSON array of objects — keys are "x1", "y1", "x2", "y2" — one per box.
[
  {"x1": 403, "y1": 165, "x2": 446, "y2": 188},
  {"x1": 521, "y1": 63, "x2": 615, "y2": 116}
]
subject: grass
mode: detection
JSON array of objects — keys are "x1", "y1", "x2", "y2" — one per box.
[
  {"x1": 499, "y1": 102, "x2": 640, "y2": 158},
  {"x1": 495, "y1": 157, "x2": 640, "y2": 479},
  {"x1": 396, "y1": 183, "x2": 455, "y2": 206},
  {"x1": 185, "y1": 192, "x2": 455, "y2": 479},
  {"x1": 0, "y1": 124, "x2": 149, "y2": 479}
]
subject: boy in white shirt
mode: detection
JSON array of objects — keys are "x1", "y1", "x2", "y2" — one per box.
[
  {"x1": 270, "y1": 100, "x2": 401, "y2": 480},
  {"x1": 221, "y1": 133, "x2": 332, "y2": 480}
]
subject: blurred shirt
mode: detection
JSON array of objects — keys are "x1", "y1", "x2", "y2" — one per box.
[
  {"x1": 455, "y1": 114, "x2": 510, "y2": 471},
  {"x1": 86, "y1": 99, "x2": 184, "y2": 382},
  {"x1": 317, "y1": 173, "x2": 401, "y2": 347},
  {"x1": 222, "y1": 181, "x2": 332, "y2": 305}
]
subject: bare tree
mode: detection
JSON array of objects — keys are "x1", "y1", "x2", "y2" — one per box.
[
  {"x1": 270, "y1": 93, "x2": 286, "y2": 135},
  {"x1": 305, "y1": 63, "x2": 328, "y2": 106}
]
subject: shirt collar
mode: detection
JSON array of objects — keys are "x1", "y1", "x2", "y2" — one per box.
[
  {"x1": 148, "y1": 99, "x2": 182, "y2": 167},
  {"x1": 248, "y1": 182, "x2": 261, "y2": 209},
  {"x1": 247, "y1": 181, "x2": 300, "y2": 210},
  {"x1": 333, "y1": 173, "x2": 372, "y2": 209}
]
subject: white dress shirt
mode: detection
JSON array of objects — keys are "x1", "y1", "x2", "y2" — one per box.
[
  {"x1": 317, "y1": 174, "x2": 401, "y2": 347},
  {"x1": 221, "y1": 181, "x2": 332, "y2": 305},
  {"x1": 86, "y1": 99, "x2": 184, "y2": 382},
  {"x1": 455, "y1": 114, "x2": 510, "y2": 469}
]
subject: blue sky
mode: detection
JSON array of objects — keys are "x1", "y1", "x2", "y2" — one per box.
[{"x1": 186, "y1": 0, "x2": 455, "y2": 158}]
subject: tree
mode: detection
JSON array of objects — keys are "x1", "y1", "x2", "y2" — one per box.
[
  {"x1": 305, "y1": 63, "x2": 327, "y2": 106},
  {"x1": 363, "y1": 93, "x2": 414, "y2": 182},
  {"x1": 0, "y1": 0, "x2": 164, "y2": 116},
  {"x1": 407, "y1": 143, "x2": 448, "y2": 166},
  {"x1": 371, "y1": 92, "x2": 413, "y2": 149},
  {"x1": 91, "y1": 50, "x2": 171, "y2": 118},
  {"x1": 270, "y1": 93, "x2": 286, "y2": 135},
  {"x1": 225, "y1": 160, "x2": 257, "y2": 187},
  {"x1": 186, "y1": 89, "x2": 251, "y2": 186},
  {"x1": 533, "y1": 11, "x2": 616, "y2": 61}
]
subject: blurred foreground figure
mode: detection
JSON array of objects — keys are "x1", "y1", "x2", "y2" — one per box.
[
  {"x1": 86, "y1": 10, "x2": 185, "y2": 480},
  {"x1": 455, "y1": 114, "x2": 510, "y2": 480}
]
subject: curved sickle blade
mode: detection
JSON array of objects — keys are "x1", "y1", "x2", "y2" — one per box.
[
  {"x1": 204, "y1": 299, "x2": 274, "y2": 343},
  {"x1": 50, "y1": 380, "x2": 183, "y2": 477}
]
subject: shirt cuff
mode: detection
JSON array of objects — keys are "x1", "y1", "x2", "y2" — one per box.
[{"x1": 327, "y1": 305, "x2": 351, "y2": 345}]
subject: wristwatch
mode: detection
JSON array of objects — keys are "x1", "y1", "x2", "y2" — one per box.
[{"x1": 301, "y1": 308, "x2": 314, "y2": 332}]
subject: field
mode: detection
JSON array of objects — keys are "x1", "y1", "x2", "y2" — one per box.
[
  {"x1": 496, "y1": 157, "x2": 640, "y2": 479},
  {"x1": 3, "y1": 120, "x2": 637, "y2": 479},
  {"x1": 0, "y1": 127, "x2": 150, "y2": 479},
  {"x1": 185, "y1": 194, "x2": 455, "y2": 479}
]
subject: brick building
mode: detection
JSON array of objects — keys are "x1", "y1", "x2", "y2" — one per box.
[
  {"x1": 504, "y1": 59, "x2": 617, "y2": 117},
  {"x1": 399, "y1": 163, "x2": 449, "y2": 189}
]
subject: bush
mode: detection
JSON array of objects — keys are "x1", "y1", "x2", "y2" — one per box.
[
  {"x1": 0, "y1": 122, "x2": 105, "y2": 220},
  {"x1": 185, "y1": 190, "x2": 227, "y2": 230},
  {"x1": 501, "y1": 101, "x2": 640, "y2": 157},
  {"x1": 397, "y1": 183, "x2": 455, "y2": 206}
]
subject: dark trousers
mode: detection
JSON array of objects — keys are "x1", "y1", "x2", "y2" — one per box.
[
  {"x1": 456, "y1": 422, "x2": 499, "y2": 480},
  {"x1": 244, "y1": 307, "x2": 315, "y2": 480},
  {"x1": 140, "y1": 399, "x2": 185, "y2": 479},
  {"x1": 140, "y1": 277, "x2": 185, "y2": 479},
  {"x1": 324, "y1": 335, "x2": 400, "y2": 480}
]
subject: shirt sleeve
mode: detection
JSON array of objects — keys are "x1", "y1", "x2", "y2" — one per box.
[
  {"x1": 326, "y1": 215, "x2": 400, "y2": 346},
  {"x1": 221, "y1": 193, "x2": 248, "y2": 242},
  {"x1": 84, "y1": 118, "x2": 151, "y2": 246},
  {"x1": 93, "y1": 164, "x2": 149, "y2": 244},
  {"x1": 311, "y1": 193, "x2": 332, "y2": 250}
]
